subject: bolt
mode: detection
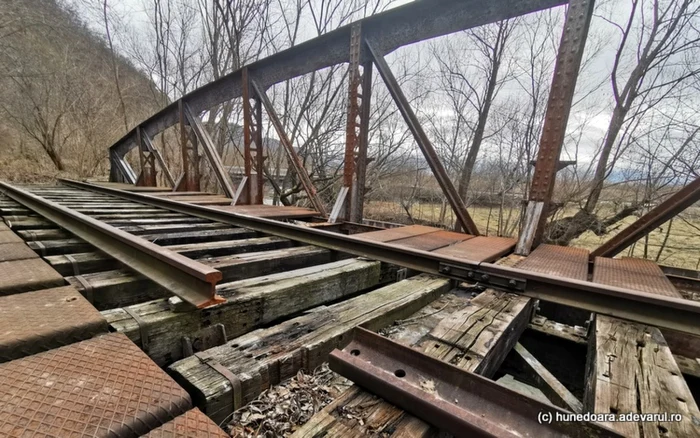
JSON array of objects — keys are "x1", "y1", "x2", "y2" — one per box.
[
  {"x1": 508, "y1": 279, "x2": 517, "y2": 287},
  {"x1": 439, "y1": 266, "x2": 451, "y2": 274},
  {"x1": 481, "y1": 274, "x2": 490, "y2": 282},
  {"x1": 467, "y1": 272, "x2": 474, "y2": 279}
]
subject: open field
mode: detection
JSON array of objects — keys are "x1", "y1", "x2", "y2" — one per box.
[{"x1": 364, "y1": 201, "x2": 700, "y2": 270}]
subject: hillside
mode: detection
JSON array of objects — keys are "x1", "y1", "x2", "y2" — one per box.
[{"x1": 0, "y1": 0, "x2": 161, "y2": 182}]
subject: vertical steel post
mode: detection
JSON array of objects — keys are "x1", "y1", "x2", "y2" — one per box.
[
  {"x1": 337, "y1": 23, "x2": 373, "y2": 223},
  {"x1": 135, "y1": 126, "x2": 157, "y2": 187},
  {"x1": 176, "y1": 99, "x2": 200, "y2": 192},
  {"x1": 516, "y1": 0, "x2": 595, "y2": 255},
  {"x1": 241, "y1": 68, "x2": 266, "y2": 205}
]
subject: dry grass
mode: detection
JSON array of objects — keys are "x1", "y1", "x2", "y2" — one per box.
[{"x1": 364, "y1": 200, "x2": 700, "y2": 270}]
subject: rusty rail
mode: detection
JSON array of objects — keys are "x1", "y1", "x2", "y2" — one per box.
[
  {"x1": 329, "y1": 328, "x2": 621, "y2": 437},
  {"x1": 56, "y1": 179, "x2": 700, "y2": 336},
  {"x1": 0, "y1": 182, "x2": 224, "y2": 308}
]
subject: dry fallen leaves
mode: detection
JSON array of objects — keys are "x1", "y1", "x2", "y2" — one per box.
[{"x1": 227, "y1": 363, "x2": 350, "y2": 437}]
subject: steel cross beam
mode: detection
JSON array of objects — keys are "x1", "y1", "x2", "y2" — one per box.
[
  {"x1": 182, "y1": 103, "x2": 237, "y2": 199},
  {"x1": 58, "y1": 178, "x2": 700, "y2": 336},
  {"x1": 176, "y1": 99, "x2": 201, "y2": 192},
  {"x1": 591, "y1": 175, "x2": 700, "y2": 259},
  {"x1": 108, "y1": 0, "x2": 568, "y2": 168},
  {"x1": 366, "y1": 41, "x2": 479, "y2": 235},
  {"x1": 250, "y1": 79, "x2": 328, "y2": 216},
  {"x1": 330, "y1": 328, "x2": 621, "y2": 438},
  {"x1": 141, "y1": 129, "x2": 176, "y2": 187},
  {"x1": 516, "y1": 0, "x2": 595, "y2": 255},
  {"x1": 0, "y1": 182, "x2": 224, "y2": 308}
]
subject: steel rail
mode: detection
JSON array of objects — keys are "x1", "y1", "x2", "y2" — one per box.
[
  {"x1": 58, "y1": 179, "x2": 700, "y2": 336},
  {"x1": 0, "y1": 182, "x2": 224, "y2": 308},
  {"x1": 329, "y1": 328, "x2": 621, "y2": 437}
]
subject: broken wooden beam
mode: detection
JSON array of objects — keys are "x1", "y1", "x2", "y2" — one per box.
[
  {"x1": 68, "y1": 246, "x2": 333, "y2": 310},
  {"x1": 293, "y1": 288, "x2": 534, "y2": 437},
  {"x1": 169, "y1": 274, "x2": 451, "y2": 423}
]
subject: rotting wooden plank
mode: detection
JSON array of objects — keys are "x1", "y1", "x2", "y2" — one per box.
[
  {"x1": 27, "y1": 238, "x2": 93, "y2": 256},
  {"x1": 46, "y1": 252, "x2": 120, "y2": 276},
  {"x1": 140, "y1": 228, "x2": 257, "y2": 246},
  {"x1": 293, "y1": 288, "x2": 534, "y2": 437},
  {"x1": 513, "y1": 342, "x2": 582, "y2": 413},
  {"x1": 68, "y1": 246, "x2": 333, "y2": 310},
  {"x1": 103, "y1": 259, "x2": 382, "y2": 366},
  {"x1": 432, "y1": 235, "x2": 516, "y2": 262},
  {"x1": 584, "y1": 315, "x2": 700, "y2": 437},
  {"x1": 529, "y1": 314, "x2": 587, "y2": 345},
  {"x1": 164, "y1": 236, "x2": 293, "y2": 259},
  {"x1": 169, "y1": 274, "x2": 451, "y2": 424},
  {"x1": 16, "y1": 229, "x2": 71, "y2": 241},
  {"x1": 674, "y1": 355, "x2": 700, "y2": 379}
]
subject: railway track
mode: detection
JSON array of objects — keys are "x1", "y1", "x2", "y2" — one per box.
[{"x1": 1, "y1": 180, "x2": 699, "y2": 437}]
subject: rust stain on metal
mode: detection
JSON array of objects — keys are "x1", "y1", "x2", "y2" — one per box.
[
  {"x1": 0, "y1": 285, "x2": 108, "y2": 362},
  {"x1": 516, "y1": 244, "x2": 589, "y2": 281},
  {"x1": 0, "y1": 333, "x2": 191, "y2": 437},
  {"x1": 0, "y1": 258, "x2": 65, "y2": 296},
  {"x1": 142, "y1": 408, "x2": 229, "y2": 437},
  {"x1": 354, "y1": 225, "x2": 439, "y2": 243},
  {"x1": 434, "y1": 236, "x2": 515, "y2": 262},
  {"x1": 329, "y1": 328, "x2": 621, "y2": 438},
  {"x1": 0, "y1": 243, "x2": 39, "y2": 262},
  {"x1": 593, "y1": 257, "x2": 682, "y2": 298},
  {"x1": 391, "y1": 230, "x2": 474, "y2": 252}
]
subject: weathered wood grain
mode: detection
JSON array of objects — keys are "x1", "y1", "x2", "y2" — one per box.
[
  {"x1": 584, "y1": 315, "x2": 700, "y2": 437},
  {"x1": 103, "y1": 259, "x2": 382, "y2": 366},
  {"x1": 293, "y1": 289, "x2": 534, "y2": 437},
  {"x1": 69, "y1": 246, "x2": 332, "y2": 309},
  {"x1": 169, "y1": 274, "x2": 451, "y2": 423}
]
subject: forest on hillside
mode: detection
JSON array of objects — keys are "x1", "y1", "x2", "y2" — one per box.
[{"x1": 0, "y1": 0, "x2": 160, "y2": 181}]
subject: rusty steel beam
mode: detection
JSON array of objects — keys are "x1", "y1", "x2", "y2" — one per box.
[
  {"x1": 58, "y1": 179, "x2": 700, "y2": 336},
  {"x1": 141, "y1": 129, "x2": 176, "y2": 187},
  {"x1": 241, "y1": 68, "x2": 265, "y2": 205},
  {"x1": 109, "y1": 0, "x2": 568, "y2": 167},
  {"x1": 330, "y1": 328, "x2": 621, "y2": 437},
  {"x1": 250, "y1": 79, "x2": 327, "y2": 216},
  {"x1": 135, "y1": 128, "x2": 157, "y2": 187},
  {"x1": 517, "y1": 0, "x2": 595, "y2": 255},
  {"x1": 0, "y1": 182, "x2": 224, "y2": 308},
  {"x1": 352, "y1": 61, "x2": 373, "y2": 222},
  {"x1": 591, "y1": 175, "x2": 700, "y2": 259},
  {"x1": 183, "y1": 103, "x2": 237, "y2": 199},
  {"x1": 176, "y1": 100, "x2": 201, "y2": 192},
  {"x1": 367, "y1": 41, "x2": 479, "y2": 235}
]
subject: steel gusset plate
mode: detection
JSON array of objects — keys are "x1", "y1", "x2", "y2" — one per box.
[{"x1": 329, "y1": 328, "x2": 622, "y2": 438}]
